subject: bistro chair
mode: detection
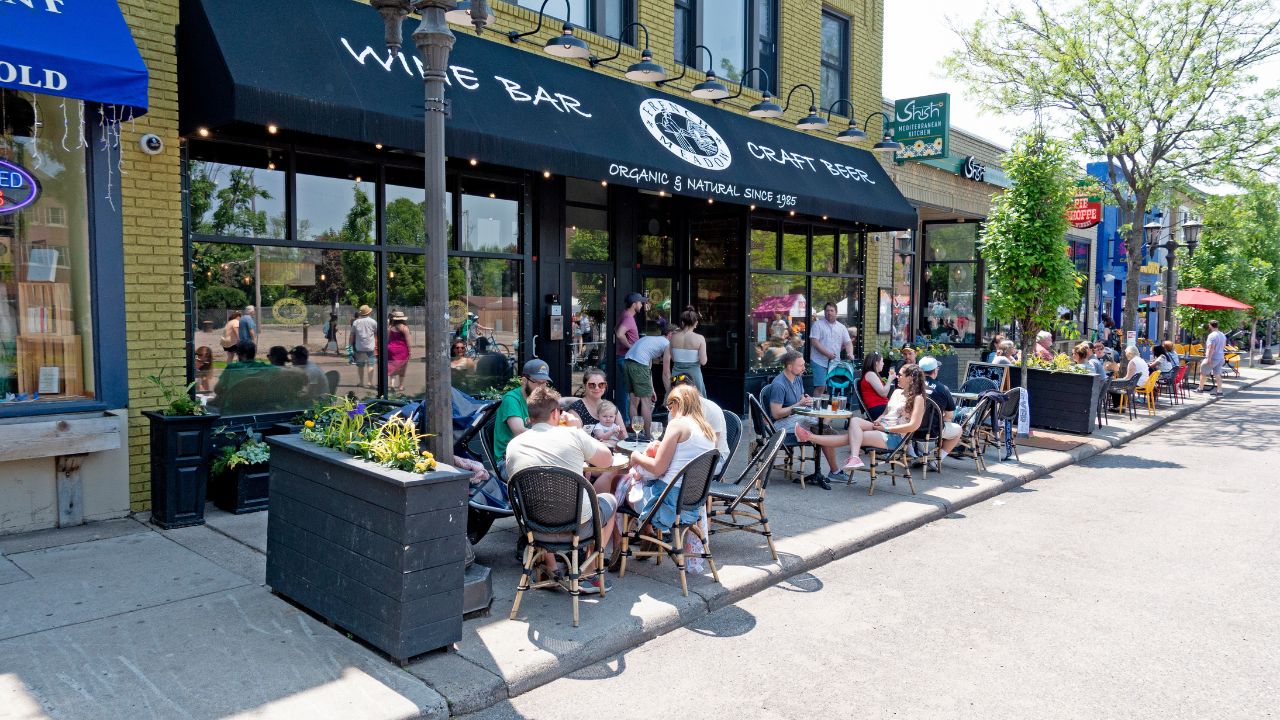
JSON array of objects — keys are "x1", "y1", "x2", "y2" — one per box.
[
  {"x1": 710, "y1": 408, "x2": 743, "y2": 484},
  {"x1": 909, "y1": 396, "x2": 946, "y2": 481},
  {"x1": 616, "y1": 450, "x2": 721, "y2": 597},
  {"x1": 994, "y1": 387, "x2": 1023, "y2": 463},
  {"x1": 1110, "y1": 376, "x2": 1139, "y2": 421},
  {"x1": 507, "y1": 466, "x2": 609, "y2": 628},
  {"x1": 954, "y1": 395, "x2": 995, "y2": 474},
  {"x1": 861, "y1": 425, "x2": 916, "y2": 496},
  {"x1": 476, "y1": 413, "x2": 507, "y2": 486},
  {"x1": 1134, "y1": 370, "x2": 1162, "y2": 415},
  {"x1": 748, "y1": 392, "x2": 810, "y2": 484},
  {"x1": 708, "y1": 430, "x2": 787, "y2": 562},
  {"x1": 1096, "y1": 376, "x2": 1111, "y2": 427},
  {"x1": 1159, "y1": 365, "x2": 1187, "y2": 405}
]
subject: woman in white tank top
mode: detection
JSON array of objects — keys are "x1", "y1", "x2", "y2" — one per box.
[
  {"x1": 665, "y1": 305, "x2": 708, "y2": 396},
  {"x1": 627, "y1": 385, "x2": 717, "y2": 531}
]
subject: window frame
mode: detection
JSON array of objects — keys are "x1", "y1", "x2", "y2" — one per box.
[
  {"x1": 919, "y1": 220, "x2": 985, "y2": 349},
  {"x1": 819, "y1": 9, "x2": 851, "y2": 116},
  {"x1": 674, "y1": 0, "x2": 779, "y2": 94},
  {"x1": 510, "y1": 0, "x2": 636, "y2": 44}
]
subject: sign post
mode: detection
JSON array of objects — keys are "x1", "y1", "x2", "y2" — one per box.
[{"x1": 893, "y1": 93, "x2": 949, "y2": 162}]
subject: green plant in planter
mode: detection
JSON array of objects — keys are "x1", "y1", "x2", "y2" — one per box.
[
  {"x1": 923, "y1": 342, "x2": 956, "y2": 357},
  {"x1": 211, "y1": 429, "x2": 271, "y2": 476},
  {"x1": 147, "y1": 374, "x2": 207, "y2": 416},
  {"x1": 1027, "y1": 353, "x2": 1090, "y2": 374},
  {"x1": 300, "y1": 396, "x2": 438, "y2": 474}
]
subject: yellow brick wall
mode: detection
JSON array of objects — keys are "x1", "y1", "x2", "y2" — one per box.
[{"x1": 119, "y1": 0, "x2": 186, "y2": 510}]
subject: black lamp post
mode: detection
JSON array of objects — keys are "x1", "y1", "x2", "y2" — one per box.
[{"x1": 372, "y1": 0, "x2": 490, "y2": 462}]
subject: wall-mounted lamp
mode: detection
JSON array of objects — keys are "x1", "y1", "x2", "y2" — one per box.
[
  {"x1": 657, "y1": 45, "x2": 730, "y2": 100},
  {"x1": 824, "y1": 99, "x2": 865, "y2": 143},
  {"x1": 588, "y1": 22, "x2": 666, "y2": 82},
  {"x1": 715, "y1": 67, "x2": 782, "y2": 118},
  {"x1": 444, "y1": 0, "x2": 493, "y2": 29},
  {"x1": 783, "y1": 84, "x2": 826, "y2": 130},
  {"x1": 507, "y1": 0, "x2": 590, "y2": 60},
  {"x1": 862, "y1": 111, "x2": 903, "y2": 152}
]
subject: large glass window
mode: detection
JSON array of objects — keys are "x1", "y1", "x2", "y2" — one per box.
[
  {"x1": 514, "y1": 0, "x2": 633, "y2": 39},
  {"x1": 891, "y1": 231, "x2": 914, "y2": 346},
  {"x1": 921, "y1": 222, "x2": 981, "y2": 346},
  {"x1": 188, "y1": 146, "x2": 287, "y2": 239},
  {"x1": 295, "y1": 156, "x2": 376, "y2": 243},
  {"x1": 448, "y1": 256, "x2": 521, "y2": 396},
  {"x1": 459, "y1": 178, "x2": 520, "y2": 253},
  {"x1": 676, "y1": 0, "x2": 777, "y2": 93},
  {"x1": 820, "y1": 10, "x2": 850, "y2": 115},
  {"x1": 1, "y1": 91, "x2": 95, "y2": 405}
]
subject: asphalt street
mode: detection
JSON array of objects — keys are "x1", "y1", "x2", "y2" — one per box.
[{"x1": 468, "y1": 377, "x2": 1280, "y2": 720}]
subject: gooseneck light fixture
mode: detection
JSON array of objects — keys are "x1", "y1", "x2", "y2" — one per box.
[
  {"x1": 588, "y1": 22, "x2": 666, "y2": 82},
  {"x1": 507, "y1": 0, "x2": 591, "y2": 60},
  {"x1": 444, "y1": 0, "x2": 493, "y2": 28},
  {"x1": 824, "y1": 99, "x2": 866, "y2": 143},
  {"x1": 658, "y1": 45, "x2": 730, "y2": 100},
  {"x1": 783, "y1": 84, "x2": 827, "y2": 130},
  {"x1": 861, "y1": 111, "x2": 904, "y2": 152},
  {"x1": 715, "y1": 67, "x2": 783, "y2": 118}
]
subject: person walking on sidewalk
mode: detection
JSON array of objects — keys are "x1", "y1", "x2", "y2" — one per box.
[
  {"x1": 238, "y1": 305, "x2": 258, "y2": 346},
  {"x1": 614, "y1": 292, "x2": 645, "y2": 424},
  {"x1": 809, "y1": 301, "x2": 854, "y2": 396},
  {"x1": 350, "y1": 305, "x2": 378, "y2": 389},
  {"x1": 1199, "y1": 319, "x2": 1227, "y2": 396}
]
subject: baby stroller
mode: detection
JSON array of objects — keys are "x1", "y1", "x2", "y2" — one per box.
[{"x1": 825, "y1": 360, "x2": 857, "y2": 404}]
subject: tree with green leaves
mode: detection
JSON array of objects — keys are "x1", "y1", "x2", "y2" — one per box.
[
  {"x1": 339, "y1": 185, "x2": 376, "y2": 307},
  {"x1": 980, "y1": 131, "x2": 1081, "y2": 389},
  {"x1": 947, "y1": 0, "x2": 1280, "y2": 334}
]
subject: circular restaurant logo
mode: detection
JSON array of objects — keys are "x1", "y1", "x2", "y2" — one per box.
[{"x1": 639, "y1": 98, "x2": 732, "y2": 171}]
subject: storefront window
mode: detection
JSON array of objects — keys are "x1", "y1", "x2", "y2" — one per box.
[
  {"x1": 749, "y1": 272, "x2": 804, "y2": 371},
  {"x1": 750, "y1": 218, "x2": 777, "y2": 269},
  {"x1": 811, "y1": 228, "x2": 836, "y2": 274},
  {"x1": 892, "y1": 236, "x2": 914, "y2": 346},
  {"x1": 640, "y1": 276, "x2": 673, "y2": 335},
  {"x1": 1, "y1": 91, "x2": 95, "y2": 404},
  {"x1": 569, "y1": 271, "x2": 607, "y2": 395},
  {"x1": 691, "y1": 213, "x2": 741, "y2": 268},
  {"x1": 385, "y1": 169, "x2": 451, "y2": 247},
  {"x1": 921, "y1": 261, "x2": 978, "y2": 346},
  {"x1": 387, "y1": 254, "x2": 425, "y2": 398},
  {"x1": 295, "y1": 155, "x2": 376, "y2": 243},
  {"x1": 566, "y1": 205, "x2": 609, "y2": 261},
  {"x1": 188, "y1": 146, "x2": 287, "y2": 239},
  {"x1": 448, "y1": 256, "x2": 521, "y2": 396},
  {"x1": 843, "y1": 231, "x2": 864, "y2": 276},
  {"x1": 924, "y1": 222, "x2": 978, "y2": 261},
  {"x1": 781, "y1": 224, "x2": 807, "y2": 271},
  {"x1": 460, "y1": 179, "x2": 520, "y2": 253},
  {"x1": 637, "y1": 194, "x2": 675, "y2": 267}
]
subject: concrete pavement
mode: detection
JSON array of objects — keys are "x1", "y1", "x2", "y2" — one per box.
[
  {"x1": 467, "y1": 377, "x2": 1280, "y2": 719},
  {"x1": 0, "y1": 363, "x2": 1275, "y2": 718}
]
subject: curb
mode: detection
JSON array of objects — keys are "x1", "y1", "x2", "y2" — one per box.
[{"x1": 443, "y1": 369, "x2": 1277, "y2": 715}]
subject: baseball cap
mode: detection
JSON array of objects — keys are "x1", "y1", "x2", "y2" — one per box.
[
  {"x1": 918, "y1": 356, "x2": 939, "y2": 372},
  {"x1": 522, "y1": 359, "x2": 552, "y2": 382},
  {"x1": 625, "y1": 292, "x2": 647, "y2": 305}
]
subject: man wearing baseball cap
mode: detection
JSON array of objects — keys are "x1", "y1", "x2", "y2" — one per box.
[
  {"x1": 614, "y1": 292, "x2": 647, "y2": 424},
  {"x1": 493, "y1": 359, "x2": 553, "y2": 464},
  {"x1": 918, "y1": 356, "x2": 962, "y2": 468}
]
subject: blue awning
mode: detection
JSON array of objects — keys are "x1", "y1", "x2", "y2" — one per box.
[{"x1": 0, "y1": 1, "x2": 148, "y2": 115}]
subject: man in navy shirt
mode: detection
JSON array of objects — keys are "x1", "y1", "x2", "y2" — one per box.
[{"x1": 766, "y1": 351, "x2": 843, "y2": 488}]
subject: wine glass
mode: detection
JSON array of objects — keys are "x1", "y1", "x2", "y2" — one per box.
[
  {"x1": 631, "y1": 415, "x2": 644, "y2": 440},
  {"x1": 650, "y1": 421, "x2": 664, "y2": 441}
]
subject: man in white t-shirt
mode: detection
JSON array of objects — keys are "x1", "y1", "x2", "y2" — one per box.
[
  {"x1": 1198, "y1": 319, "x2": 1228, "y2": 396},
  {"x1": 506, "y1": 387, "x2": 618, "y2": 594},
  {"x1": 623, "y1": 327, "x2": 674, "y2": 439},
  {"x1": 350, "y1": 305, "x2": 378, "y2": 388},
  {"x1": 809, "y1": 301, "x2": 854, "y2": 396}
]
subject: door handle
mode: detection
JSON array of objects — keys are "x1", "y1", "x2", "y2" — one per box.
[{"x1": 531, "y1": 334, "x2": 539, "y2": 359}]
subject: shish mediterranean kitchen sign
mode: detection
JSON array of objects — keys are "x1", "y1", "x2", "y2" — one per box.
[
  {"x1": 1068, "y1": 179, "x2": 1103, "y2": 229},
  {"x1": 893, "y1": 93, "x2": 949, "y2": 161},
  {"x1": 0, "y1": 159, "x2": 40, "y2": 215}
]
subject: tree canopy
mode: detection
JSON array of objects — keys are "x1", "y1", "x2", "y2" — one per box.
[{"x1": 947, "y1": 0, "x2": 1280, "y2": 333}]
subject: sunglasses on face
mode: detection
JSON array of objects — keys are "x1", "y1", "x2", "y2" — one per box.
[{"x1": 585, "y1": 382, "x2": 606, "y2": 389}]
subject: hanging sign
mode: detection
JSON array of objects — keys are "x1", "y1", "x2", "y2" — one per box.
[
  {"x1": 893, "y1": 93, "x2": 950, "y2": 161},
  {"x1": 0, "y1": 159, "x2": 40, "y2": 215},
  {"x1": 1068, "y1": 179, "x2": 1103, "y2": 229}
]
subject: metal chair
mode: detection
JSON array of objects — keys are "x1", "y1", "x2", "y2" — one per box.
[
  {"x1": 1096, "y1": 376, "x2": 1111, "y2": 427},
  {"x1": 747, "y1": 391, "x2": 809, "y2": 484},
  {"x1": 994, "y1": 386, "x2": 1022, "y2": 462},
  {"x1": 617, "y1": 449, "x2": 720, "y2": 596},
  {"x1": 507, "y1": 466, "x2": 609, "y2": 628},
  {"x1": 711, "y1": 408, "x2": 744, "y2": 484},
  {"x1": 708, "y1": 430, "x2": 787, "y2": 562},
  {"x1": 862, "y1": 425, "x2": 916, "y2": 496},
  {"x1": 954, "y1": 396, "x2": 994, "y2": 474},
  {"x1": 909, "y1": 396, "x2": 946, "y2": 482},
  {"x1": 1110, "y1": 376, "x2": 1139, "y2": 421}
]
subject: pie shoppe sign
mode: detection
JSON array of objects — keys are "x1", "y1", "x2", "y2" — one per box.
[
  {"x1": 0, "y1": 159, "x2": 40, "y2": 215},
  {"x1": 1068, "y1": 179, "x2": 1103, "y2": 229}
]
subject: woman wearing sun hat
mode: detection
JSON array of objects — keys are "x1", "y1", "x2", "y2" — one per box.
[{"x1": 387, "y1": 309, "x2": 412, "y2": 392}]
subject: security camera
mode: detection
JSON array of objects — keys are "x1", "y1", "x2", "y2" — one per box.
[{"x1": 139, "y1": 134, "x2": 164, "y2": 155}]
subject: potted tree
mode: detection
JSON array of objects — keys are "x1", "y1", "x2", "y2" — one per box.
[
  {"x1": 144, "y1": 374, "x2": 220, "y2": 529},
  {"x1": 210, "y1": 429, "x2": 271, "y2": 514},
  {"x1": 265, "y1": 396, "x2": 471, "y2": 662}
]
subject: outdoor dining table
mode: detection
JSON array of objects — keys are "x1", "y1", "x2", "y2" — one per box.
[
  {"x1": 1182, "y1": 355, "x2": 1205, "y2": 386},
  {"x1": 616, "y1": 440, "x2": 648, "y2": 454},
  {"x1": 952, "y1": 391, "x2": 980, "y2": 408},
  {"x1": 793, "y1": 406, "x2": 857, "y2": 489}
]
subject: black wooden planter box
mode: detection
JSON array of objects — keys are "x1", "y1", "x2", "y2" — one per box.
[
  {"x1": 145, "y1": 411, "x2": 220, "y2": 529},
  {"x1": 936, "y1": 355, "x2": 959, "y2": 389},
  {"x1": 212, "y1": 463, "x2": 271, "y2": 514},
  {"x1": 1008, "y1": 368, "x2": 1102, "y2": 435},
  {"x1": 265, "y1": 435, "x2": 471, "y2": 662}
]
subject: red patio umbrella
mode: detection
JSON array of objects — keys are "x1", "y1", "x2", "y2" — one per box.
[{"x1": 1139, "y1": 287, "x2": 1253, "y2": 310}]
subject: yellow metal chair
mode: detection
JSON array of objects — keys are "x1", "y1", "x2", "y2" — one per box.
[
  {"x1": 1133, "y1": 370, "x2": 1162, "y2": 415},
  {"x1": 1224, "y1": 347, "x2": 1242, "y2": 376}
]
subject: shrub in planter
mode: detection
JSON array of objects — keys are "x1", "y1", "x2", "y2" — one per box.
[
  {"x1": 211, "y1": 429, "x2": 272, "y2": 514},
  {"x1": 267, "y1": 396, "x2": 472, "y2": 662},
  {"x1": 1008, "y1": 358, "x2": 1101, "y2": 435},
  {"x1": 144, "y1": 374, "x2": 219, "y2": 529}
]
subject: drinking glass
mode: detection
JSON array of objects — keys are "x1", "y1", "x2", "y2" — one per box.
[
  {"x1": 631, "y1": 416, "x2": 644, "y2": 438},
  {"x1": 650, "y1": 421, "x2": 664, "y2": 440}
]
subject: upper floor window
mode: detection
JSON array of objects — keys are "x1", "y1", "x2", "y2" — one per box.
[
  {"x1": 820, "y1": 10, "x2": 850, "y2": 115},
  {"x1": 514, "y1": 0, "x2": 633, "y2": 41},
  {"x1": 673, "y1": 0, "x2": 777, "y2": 94}
]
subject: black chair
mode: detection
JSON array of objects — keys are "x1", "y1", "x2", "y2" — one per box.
[
  {"x1": 747, "y1": 391, "x2": 809, "y2": 484},
  {"x1": 1109, "y1": 376, "x2": 1138, "y2": 421},
  {"x1": 477, "y1": 413, "x2": 506, "y2": 486},
  {"x1": 954, "y1": 395, "x2": 995, "y2": 474},
  {"x1": 617, "y1": 449, "x2": 720, "y2": 596},
  {"x1": 712, "y1": 408, "x2": 744, "y2": 484},
  {"x1": 959, "y1": 377, "x2": 998, "y2": 395},
  {"x1": 910, "y1": 396, "x2": 946, "y2": 481},
  {"x1": 507, "y1": 466, "x2": 608, "y2": 628},
  {"x1": 995, "y1": 387, "x2": 1023, "y2": 462},
  {"x1": 709, "y1": 430, "x2": 786, "y2": 562},
  {"x1": 1096, "y1": 376, "x2": 1111, "y2": 427}
]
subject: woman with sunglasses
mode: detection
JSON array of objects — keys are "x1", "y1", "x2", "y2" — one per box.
[
  {"x1": 449, "y1": 339, "x2": 475, "y2": 373},
  {"x1": 564, "y1": 367, "x2": 610, "y2": 427},
  {"x1": 795, "y1": 364, "x2": 929, "y2": 472}
]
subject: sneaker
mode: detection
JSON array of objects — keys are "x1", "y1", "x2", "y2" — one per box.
[
  {"x1": 843, "y1": 455, "x2": 865, "y2": 470},
  {"x1": 577, "y1": 575, "x2": 612, "y2": 595},
  {"x1": 827, "y1": 470, "x2": 847, "y2": 482}
]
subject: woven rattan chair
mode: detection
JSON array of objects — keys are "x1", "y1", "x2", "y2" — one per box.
[
  {"x1": 995, "y1": 387, "x2": 1022, "y2": 462},
  {"x1": 747, "y1": 392, "x2": 808, "y2": 484},
  {"x1": 954, "y1": 395, "x2": 994, "y2": 474},
  {"x1": 909, "y1": 396, "x2": 946, "y2": 481},
  {"x1": 507, "y1": 466, "x2": 608, "y2": 628},
  {"x1": 708, "y1": 430, "x2": 786, "y2": 562},
  {"x1": 711, "y1": 408, "x2": 743, "y2": 484},
  {"x1": 617, "y1": 449, "x2": 720, "y2": 596}
]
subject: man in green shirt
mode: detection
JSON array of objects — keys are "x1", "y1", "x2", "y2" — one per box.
[{"x1": 493, "y1": 359, "x2": 552, "y2": 465}]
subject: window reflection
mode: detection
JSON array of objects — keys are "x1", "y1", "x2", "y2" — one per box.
[
  {"x1": 570, "y1": 271, "x2": 607, "y2": 396},
  {"x1": 387, "y1": 255, "x2": 425, "y2": 397},
  {"x1": 188, "y1": 149, "x2": 286, "y2": 239},
  {"x1": 295, "y1": 156, "x2": 376, "y2": 243},
  {"x1": 448, "y1": 256, "x2": 520, "y2": 396},
  {"x1": 566, "y1": 206, "x2": 609, "y2": 261},
  {"x1": 700, "y1": 0, "x2": 747, "y2": 82},
  {"x1": 385, "y1": 181, "x2": 452, "y2": 248},
  {"x1": 460, "y1": 179, "x2": 520, "y2": 253},
  {"x1": 749, "y1": 272, "x2": 805, "y2": 371}
]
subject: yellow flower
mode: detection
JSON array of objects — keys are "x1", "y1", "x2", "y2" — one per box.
[
  {"x1": 421, "y1": 450, "x2": 433, "y2": 458},
  {"x1": 304, "y1": 420, "x2": 315, "y2": 428}
]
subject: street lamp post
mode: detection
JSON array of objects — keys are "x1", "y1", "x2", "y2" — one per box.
[{"x1": 372, "y1": 0, "x2": 489, "y2": 462}]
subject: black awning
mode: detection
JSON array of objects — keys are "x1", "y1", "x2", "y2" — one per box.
[{"x1": 180, "y1": 0, "x2": 916, "y2": 229}]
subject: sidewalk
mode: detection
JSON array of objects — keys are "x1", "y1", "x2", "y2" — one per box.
[{"x1": 1, "y1": 365, "x2": 1275, "y2": 719}]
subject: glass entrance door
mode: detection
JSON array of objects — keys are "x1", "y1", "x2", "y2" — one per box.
[{"x1": 568, "y1": 269, "x2": 609, "y2": 396}]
